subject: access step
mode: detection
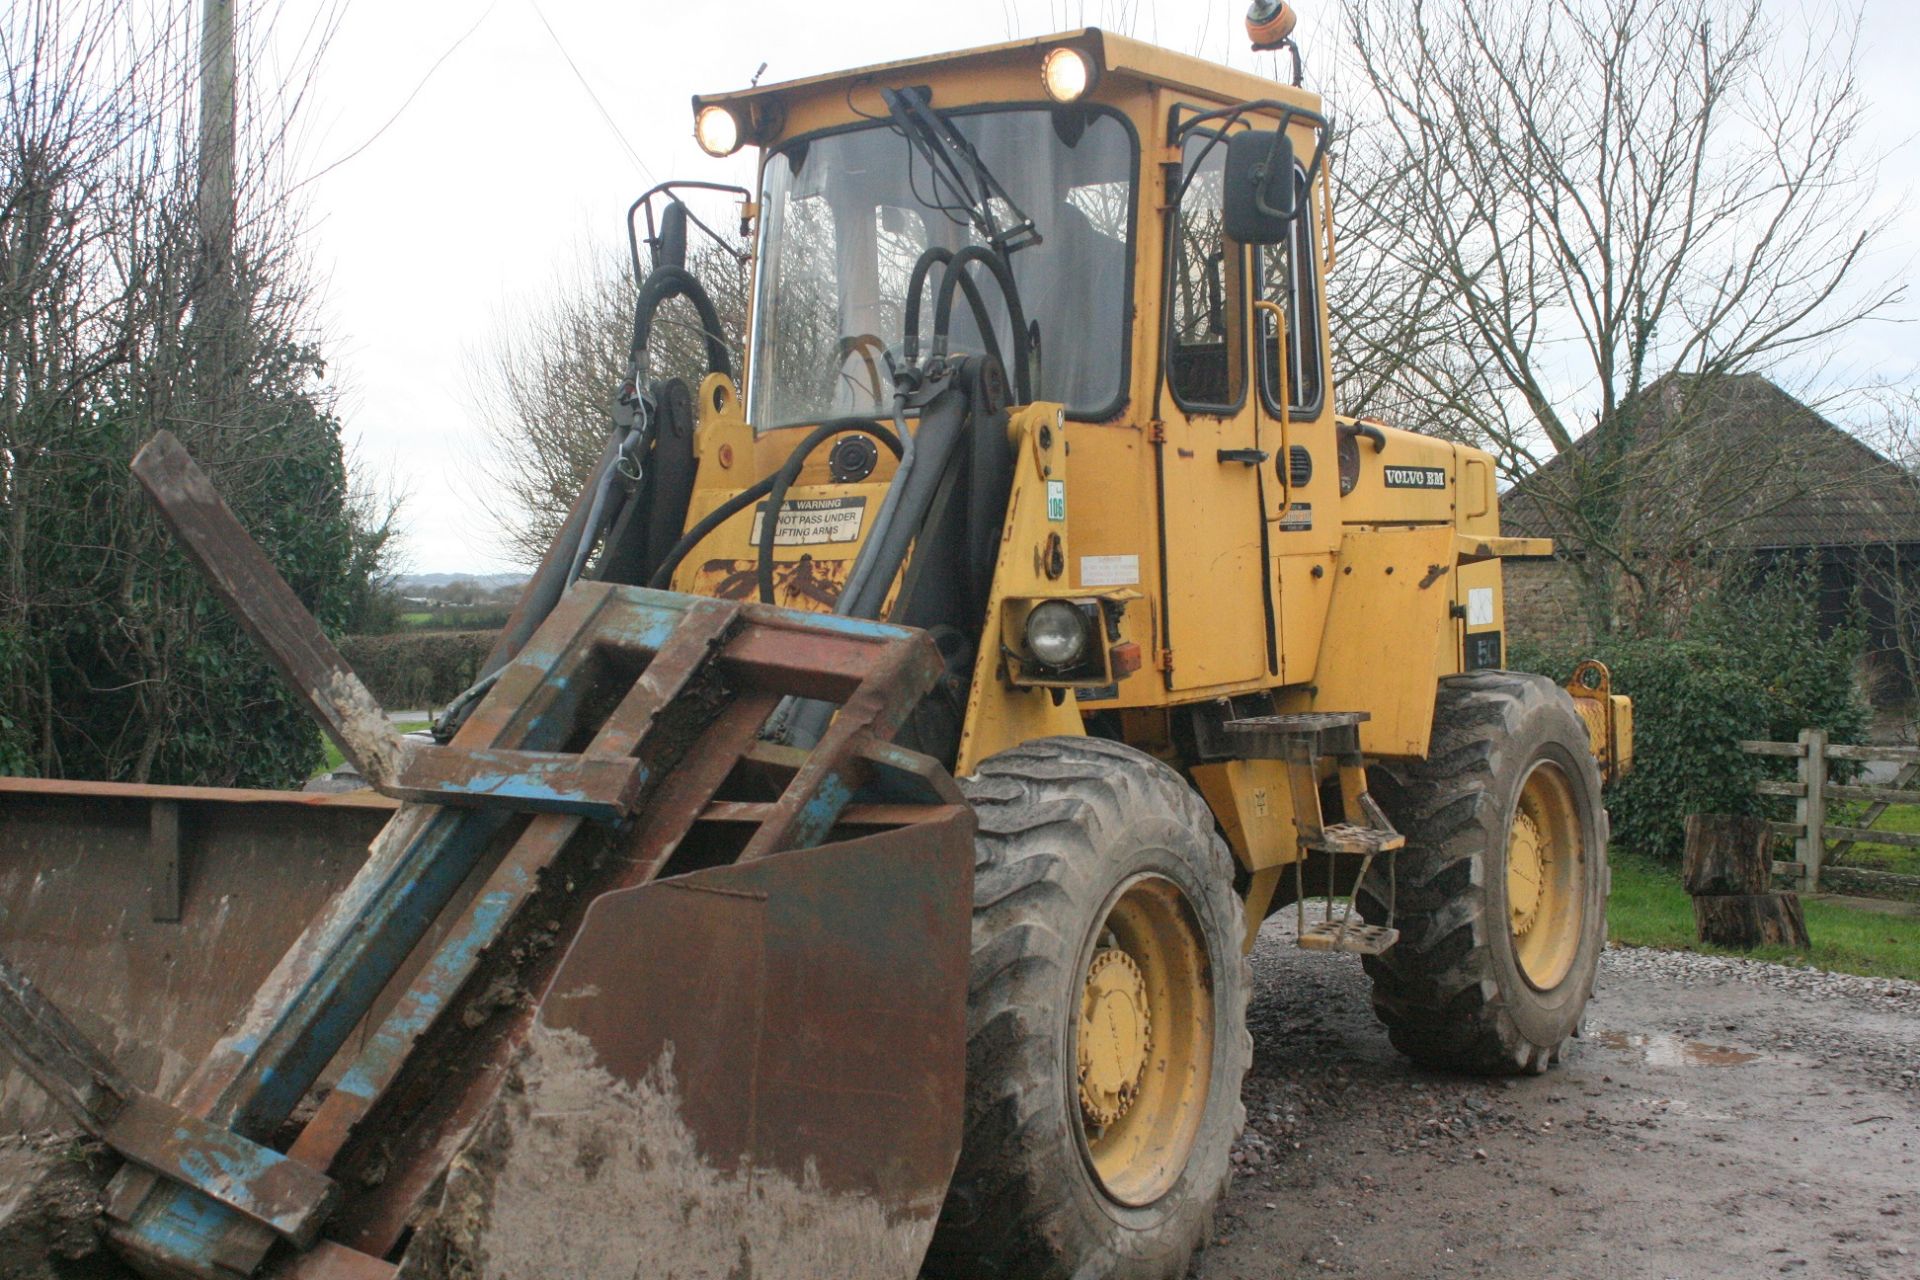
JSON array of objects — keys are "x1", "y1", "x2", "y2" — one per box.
[
  {"x1": 1228, "y1": 712, "x2": 1367, "y2": 732},
  {"x1": 1297, "y1": 921, "x2": 1400, "y2": 956},
  {"x1": 1303, "y1": 823, "x2": 1406, "y2": 856},
  {"x1": 1222, "y1": 712, "x2": 1368, "y2": 759}
]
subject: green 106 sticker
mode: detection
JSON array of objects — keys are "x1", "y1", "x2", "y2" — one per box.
[{"x1": 1046, "y1": 479, "x2": 1066, "y2": 521}]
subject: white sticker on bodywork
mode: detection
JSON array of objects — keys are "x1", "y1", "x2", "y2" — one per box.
[
  {"x1": 749, "y1": 496, "x2": 867, "y2": 546},
  {"x1": 1467, "y1": 586, "x2": 1495, "y2": 627},
  {"x1": 1080, "y1": 555, "x2": 1140, "y2": 588}
]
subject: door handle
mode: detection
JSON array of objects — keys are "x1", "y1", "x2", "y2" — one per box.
[{"x1": 1216, "y1": 448, "x2": 1270, "y2": 466}]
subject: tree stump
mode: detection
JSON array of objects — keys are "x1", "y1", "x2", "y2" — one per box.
[
  {"x1": 1682, "y1": 813, "x2": 1773, "y2": 895},
  {"x1": 1692, "y1": 892, "x2": 1811, "y2": 950},
  {"x1": 1683, "y1": 813, "x2": 1811, "y2": 949}
]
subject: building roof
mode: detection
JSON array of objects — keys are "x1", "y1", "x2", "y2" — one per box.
[{"x1": 1501, "y1": 374, "x2": 1920, "y2": 552}]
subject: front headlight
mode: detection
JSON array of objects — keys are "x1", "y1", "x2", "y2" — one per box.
[{"x1": 1025, "y1": 600, "x2": 1090, "y2": 668}]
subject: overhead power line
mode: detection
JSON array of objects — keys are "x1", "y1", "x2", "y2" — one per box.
[
  {"x1": 527, "y1": 0, "x2": 657, "y2": 185},
  {"x1": 298, "y1": 0, "x2": 499, "y2": 191}
]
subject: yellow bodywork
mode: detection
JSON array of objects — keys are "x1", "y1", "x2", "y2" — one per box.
[
  {"x1": 1568, "y1": 659, "x2": 1635, "y2": 782},
  {"x1": 673, "y1": 29, "x2": 1628, "y2": 945}
]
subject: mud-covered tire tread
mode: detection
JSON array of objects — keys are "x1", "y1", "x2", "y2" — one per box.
[
  {"x1": 1357, "y1": 671, "x2": 1609, "y2": 1076},
  {"x1": 923, "y1": 737, "x2": 1251, "y2": 1280}
]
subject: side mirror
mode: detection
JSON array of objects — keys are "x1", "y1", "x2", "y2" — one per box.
[
  {"x1": 652, "y1": 200, "x2": 690, "y2": 270},
  {"x1": 1222, "y1": 129, "x2": 1297, "y2": 244}
]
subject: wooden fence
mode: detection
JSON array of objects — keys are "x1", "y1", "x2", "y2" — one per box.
[{"x1": 1740, "y1": 729, "x2": 1920, "y2": 895}]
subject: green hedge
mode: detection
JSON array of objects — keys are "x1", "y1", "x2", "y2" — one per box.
[
  {"x1": 0, "y1": 630, "x2": 29, "y2": 775},
  {"x1": 338, "y1": 630, "x2": 500, "y2": 710},
  {"x1": 1508, "y1": 563, "x2": 1867, "y2": 860}
]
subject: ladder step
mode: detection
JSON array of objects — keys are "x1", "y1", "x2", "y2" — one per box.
[
  {"x1": 1217, "y1": 712, "x2": 1370, "y2": 760},
  {"x1": 1224, "y1": 712, "x2": 1369, "y2": 733},
  {"x1": 1298, "y1": 921, "x2": 1399, "y2": 956},
  {"x1": 1303, "y1": 823, "x2": 1405, "y2": 856}
]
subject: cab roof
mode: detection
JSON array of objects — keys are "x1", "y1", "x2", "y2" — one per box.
[{"x1": 692, "y1": 28, "x2": 1321, "y2": 127}]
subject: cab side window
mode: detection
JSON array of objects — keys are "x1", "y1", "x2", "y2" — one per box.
[
  {"x1": 1165, "y1": 135, "x2": 1244, "y2": 410},
  {"x1": 1256, "y1": 166, "x2": 1323, "y2": 416}
]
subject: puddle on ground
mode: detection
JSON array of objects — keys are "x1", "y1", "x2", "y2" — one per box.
[{"x1": 1597, "y1": 1031, "x2": 1760, "y2": 1067}]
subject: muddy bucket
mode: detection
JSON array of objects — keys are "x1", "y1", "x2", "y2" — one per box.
[
  {"x1": 0, "y1": 779, "x2": 396, "y2": 1132},
  {"x1": 401, "y1": 816, "x2": 973, "y2": 1280}
]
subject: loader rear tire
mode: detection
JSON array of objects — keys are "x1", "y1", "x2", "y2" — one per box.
[
  {"x1": 1358, "y1": 671, "x2": 1609, "y2": 1075},
  {"x1": 925, "y1": 737, "x2": 1249, "y2": 1280}
]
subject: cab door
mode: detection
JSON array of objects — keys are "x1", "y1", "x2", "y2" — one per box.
[
  {"x1": 1253, "y1": 152, "x2": 1340, "y2": 685},
  {"x1": 1156, "y1": 125, "x2": 1276, "y2": 692}
]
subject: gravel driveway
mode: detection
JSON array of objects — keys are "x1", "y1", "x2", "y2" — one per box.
[
  {"x1": 1194, "y1": 916, "x2": 1919, "y2": 1280},
  {"x1": 1, "y1": 914, "x2": 1911, "y2": 1280}
]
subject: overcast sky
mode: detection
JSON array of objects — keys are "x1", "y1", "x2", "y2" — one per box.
[{"x1": 277, "y1": 0, "x2": 1920, "y2": 575}]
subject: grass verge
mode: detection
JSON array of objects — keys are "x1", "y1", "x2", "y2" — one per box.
[
  {"x1": 1825, "y1": 800, "x2": 1920, "y2": 878},
  {"x1": 318, "y1": 720, "x2": 429, "y2": 775},
  {"x1": 1608, "y1": 853, "x2": 1920, "y2": 982}
]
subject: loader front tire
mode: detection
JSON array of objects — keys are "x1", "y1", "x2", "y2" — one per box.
[
  {"x1": 1359, "y1": 670, "x2": 1609, "y2": 1075},
  {"x1": 925, "y1": 737, "x2": 1249, "y2": 1280}
]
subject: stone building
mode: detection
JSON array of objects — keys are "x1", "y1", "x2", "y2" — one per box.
[{"x1": 1499, "y1": 375, "x2": 1920, "y2": 696}]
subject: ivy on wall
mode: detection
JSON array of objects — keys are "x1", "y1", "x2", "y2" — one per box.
[{"x1": 1510, "y1": 562, "x2": 1868, "y2": 859}]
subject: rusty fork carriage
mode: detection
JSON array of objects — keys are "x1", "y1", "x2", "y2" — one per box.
[{"x1": 0, "y1": 433, "x2": 973, "y2": 1279}]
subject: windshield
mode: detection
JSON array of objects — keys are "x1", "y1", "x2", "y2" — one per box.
[{"x1": 748, "y1": 107, "x2": 1135, "y2": 429}]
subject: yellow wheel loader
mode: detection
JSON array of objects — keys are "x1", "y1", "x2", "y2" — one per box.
[{"x1": 0, "y1": 6, "x2": 1630, "y2": 1279}]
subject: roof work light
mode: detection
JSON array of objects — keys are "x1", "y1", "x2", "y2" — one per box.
[
  {"x1": 1042, "y1": 46, "x2": 1095, "y2": 103},
  {"x1": 695, "y1": 104, "x2": 742, "y2": 157}
]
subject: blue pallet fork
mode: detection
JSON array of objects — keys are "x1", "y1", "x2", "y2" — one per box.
[{"x1": 0, "y1": 433, "x2": 973, "y2": 1280}]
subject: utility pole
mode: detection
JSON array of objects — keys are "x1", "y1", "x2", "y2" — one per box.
[{"x1": 196, "y1": 0, "x2": 237, "y2": 407}]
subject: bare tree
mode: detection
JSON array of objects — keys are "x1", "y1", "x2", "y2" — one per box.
[
  {"x1": 469, "y1": 236, "x2": 748, "y2": 567},
  {"x1": 0, "y1": 0, "x2": 392, "y2": 785},
  {"x1": 1332, "y1": 0, "x2": 1899, "y2": 633}
]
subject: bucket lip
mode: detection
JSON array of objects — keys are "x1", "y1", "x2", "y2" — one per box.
[{"x1": 0, "y1": 775, "x2": 399, "y2": 811}]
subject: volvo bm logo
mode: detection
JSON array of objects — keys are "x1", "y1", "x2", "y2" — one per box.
[{"x1": 1382, "y1": 465, "x2": 1448, "y2": 489}]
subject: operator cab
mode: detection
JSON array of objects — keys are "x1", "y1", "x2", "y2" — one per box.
[
  {"x1": 545, "y1": 28, "x2": 1336, "y2": 767},
  {"x1": 749, "y1": 105, "x2": 1136, "y2": 429}
]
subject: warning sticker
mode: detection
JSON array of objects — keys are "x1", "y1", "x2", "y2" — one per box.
[
  {"x1": 1279, "y1": 502, "x2": 1312, "y2": 531},
  {"x1": 1080, "y1": 554, "x2": 1140, "y2": 588},
  {"x1": 749, "y1": 496, "x2": 867, "y2": 546}
]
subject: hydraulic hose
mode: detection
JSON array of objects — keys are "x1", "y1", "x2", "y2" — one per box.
[
  {"x1": 839, "y1": 394, "x2": 915, "y2": 616},
  {"x1": 779, "y1": 378, "x2": 977, "y2": 750},
  {"x1": 930, "y1": 244, "x2": 1032, "y2": 403},
  {"x1": 588, "y1": 262, "x2": 733, "y2": 591},
  {"x1": 568, "y1": 264, "x2": 735, "y2": 596},
  {"x1": 755, "y1": 419, "x2": 903, "y2": 605},
  {"x1": 902, "y1": 247, "x2": 1003, "y2": 370},
  {"x1": 442, "y1": 262, "x2": 732, "y2": 742},
  {"x1": 837, "y1": 381, "x2": 973, "y2": 621},
  {"x1": 628, "y1": 264, "x2": 732, "y2": 380},
  {"x1": 645, "y1": 477, "x2": 777, "y2": 590},
  {"x1": 566, "y1": 427, "x2": 640, "y2": 585}
]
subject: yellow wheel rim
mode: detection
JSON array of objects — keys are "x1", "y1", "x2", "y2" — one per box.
[
  {"x1": 1506, "y1": 761, "x2": 1585, "y2": 990},
  {"x1": 1073, "y1": 875, "x2": 1213, "y2": 1207}
]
